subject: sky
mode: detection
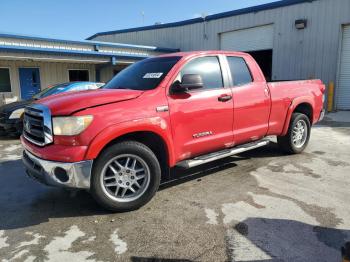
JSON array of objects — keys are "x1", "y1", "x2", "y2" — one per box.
[{"x1": 0, "y1": 0, "x2": 278, "y2": 41}]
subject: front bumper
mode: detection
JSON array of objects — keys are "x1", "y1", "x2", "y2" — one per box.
[{"x1": 22, "y1": 150, "x2": 92, "y2": 189}]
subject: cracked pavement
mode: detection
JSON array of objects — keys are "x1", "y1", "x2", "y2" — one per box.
[{"x1": 0, "y1": 112, "x2": 349, "y2": 262}]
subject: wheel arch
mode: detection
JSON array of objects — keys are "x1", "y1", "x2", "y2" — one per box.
[
  {"x1": 85, "y1": 120, "x2": 175, "y2": 176},
  {"x1": 281, "y1": 97, "x2": 315, "y2": 136}
]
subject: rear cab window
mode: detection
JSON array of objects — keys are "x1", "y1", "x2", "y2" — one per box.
[
  {"x1": 174, "y1": 56, "x2": 224, "y2": 89},
  {"x1": 226, "y1": 56, "x2": 253, "y2": 86}
]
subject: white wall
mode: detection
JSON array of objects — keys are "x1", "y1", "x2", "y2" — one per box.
[{"x1": 0, "y1": 60, "x2": 96, "y2": 102}]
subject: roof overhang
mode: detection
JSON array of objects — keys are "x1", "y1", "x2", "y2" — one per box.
[
  {"x1": 0, "y1": 33, "x2": 178, "y2": 53},
  {"x1": 0, "y1": 33, "x2": 179, "y2": 64},
  {"x1": 0, "y1": 44, "x2": 149, "y2": 63}
]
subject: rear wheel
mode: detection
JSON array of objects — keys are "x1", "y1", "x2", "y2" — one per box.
[
  {"x1": 277, "y1": 113, "x2": 311, "y2": 154},
  {"x1": 91, "y1": 141, "x2": 161, "y2": 212}
]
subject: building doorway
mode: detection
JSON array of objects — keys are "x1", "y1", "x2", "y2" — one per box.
[
  {"x1": 247, "y1": 49, "x2": 273, "y2": 81},
  {"x1": 19, "y1": 68, "x2": 41, "y2": 100}
]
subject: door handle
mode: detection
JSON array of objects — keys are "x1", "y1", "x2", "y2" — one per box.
[{"x1": 218, "y1": 94, "x2": 232, "y2": 102}]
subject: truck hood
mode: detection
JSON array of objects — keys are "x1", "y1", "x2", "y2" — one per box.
[{"x1": 37, "y1": 89, "x2": 144, "y2": 115}]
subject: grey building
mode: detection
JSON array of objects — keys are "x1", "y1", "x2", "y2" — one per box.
[{"x1": 88, "y1": 0, "x2": 350, "y2": 110}]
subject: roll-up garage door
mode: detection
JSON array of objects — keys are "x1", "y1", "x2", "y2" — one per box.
[
  {"x1": 337, "y1": 25, "x2": 350, "y2": 110},
  {"x1": 220, "y1": 24, "x2": 274, "y2": 52}
]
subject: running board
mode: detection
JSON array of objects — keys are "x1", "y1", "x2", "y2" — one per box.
[{"x1": 176, "y1": 139, "x2": 270, "y2": 169}]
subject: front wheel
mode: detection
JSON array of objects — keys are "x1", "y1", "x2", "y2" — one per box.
[
  {"x1": 91, "y1": 141, "x2": 161, "y2": 212},
  {"x1": 277, "y1": 113, "x2": 311, "y2": 154}
]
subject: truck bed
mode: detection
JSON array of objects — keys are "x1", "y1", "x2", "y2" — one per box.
[{"x1": 266, "y1": 79, "x2": 325, "y2": 135}]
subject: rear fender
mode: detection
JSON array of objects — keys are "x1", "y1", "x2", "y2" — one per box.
[
  {"x1": 85, "y1": 117, "x2": 176, "y2": 166},
  {"x1": 281, "y1": 96, "x2": 315, "y2": 136}
]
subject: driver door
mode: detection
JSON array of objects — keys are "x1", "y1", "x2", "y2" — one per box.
[{"x1": 167, "y1": 56, "x2": 234, "y2": 162}]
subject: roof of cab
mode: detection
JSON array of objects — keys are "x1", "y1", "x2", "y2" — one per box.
[{"x1": 157, "y1": 50, "x2": 248, "y2": 58}]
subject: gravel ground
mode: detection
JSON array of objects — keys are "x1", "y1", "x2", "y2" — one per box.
[{"x1": 0, "y1": 112, "x2": 349, "y2": 262}]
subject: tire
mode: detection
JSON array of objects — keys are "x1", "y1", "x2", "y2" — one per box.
[
  {"x1": 91, "y1": 141, "x2": 161, "y2": 212},
  {"x1": 277, "y1": 113, "x2": 311, "y2": 154}
]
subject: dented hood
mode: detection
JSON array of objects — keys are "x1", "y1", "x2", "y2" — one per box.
[{"x1": 36, "y1": 89, "x2": 143, "y2": 115}]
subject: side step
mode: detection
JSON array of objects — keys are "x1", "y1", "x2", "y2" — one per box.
[{"x1": 176, "y1": 139, "x2": 270, "y2": 169}]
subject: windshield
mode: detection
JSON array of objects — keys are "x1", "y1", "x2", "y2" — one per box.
[
  {"x1": 103, "y1": 56, "x2": 181, "y2": 91},
  {"x1": 33, "y1": 83, "x2": 71, "y2": 99}
]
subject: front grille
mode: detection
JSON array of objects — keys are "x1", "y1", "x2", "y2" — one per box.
[{"x1": 23, "y1": 104, "x2": 53, "y2": 146}]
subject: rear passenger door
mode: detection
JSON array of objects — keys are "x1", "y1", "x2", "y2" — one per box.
[
  {"x1": 226, "y1": 56, "x2": 270, "y2": 145},
  {"x1": 167, "y1": 56, "x2": 234, "y2": 162}
]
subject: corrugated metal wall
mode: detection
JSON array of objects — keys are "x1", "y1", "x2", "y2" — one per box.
[
  {"x1": 93, "y1": 0, "x2": 350, "y2": 87},
  {"x1": 336, "y1": 25, "x2": 350, "y2": 110},
  {"x1": 100, "y1": 64, "x2": 130, "y2": 83}
]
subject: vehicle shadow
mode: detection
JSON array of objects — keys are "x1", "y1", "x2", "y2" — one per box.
[
  {"x1": 0, "y1": 158, "x2": 106, "y2": 230},
  {"x1": 161, "y1": 142, "x2": 283, "y2": 190},
  {"x1": 228, "y1": 217, "x2": 350, "y2": 262},
  {"x1": 130, "y1": 258, "x2": 193, "y2": 262},
  {"x1": 0, "y1": 143, "x2": 284, "y2": 230},
  {"x1": 129, "y1": 256, "x2": 280, "y2": 262},
  {"x1": 0, "y1": 135, "x2": 19, "y2": 141},
  {"x1": 129, "y1": 218, "x2": 349, "y2": 261}
]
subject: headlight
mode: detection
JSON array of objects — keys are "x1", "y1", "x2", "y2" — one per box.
[
  {"x1": 9, "y1": 108, "x2": 25, "y2": 119},
  {"x1": 53, "y1": 115, "x2": 93, "y2": 136}
]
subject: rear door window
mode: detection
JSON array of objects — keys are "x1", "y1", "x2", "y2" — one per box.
[{"x1": 227, "y1": 56, "x2": 253, "y2": 86}]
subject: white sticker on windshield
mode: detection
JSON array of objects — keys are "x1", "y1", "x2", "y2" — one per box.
[{"x1": 143, "y1": 72, "x2": 163, "y2": 79}]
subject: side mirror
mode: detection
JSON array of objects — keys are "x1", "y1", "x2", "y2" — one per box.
[{"x1": 172, "y1": 74, "x2": 204, "y2": 93}]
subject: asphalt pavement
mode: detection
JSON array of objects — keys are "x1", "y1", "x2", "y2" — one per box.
[{"x1": 0, "y1": 112, "x2": 349, "y2": 262}]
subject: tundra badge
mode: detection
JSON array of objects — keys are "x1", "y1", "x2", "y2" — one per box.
[
  {"x1": 193, "y1": 131, "x2": 213, "y2": 138},
  {"x1": 156, "y1": 106, "x2": 169, "y2": 112}
]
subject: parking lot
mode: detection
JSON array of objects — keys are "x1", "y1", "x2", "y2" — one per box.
[{"x1": 0, "y1": 112, "x2": 349, "y2": 262}]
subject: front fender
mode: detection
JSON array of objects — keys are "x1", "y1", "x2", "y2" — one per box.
[
  {"x1": 281, "y1": 96, "x2": 315, "y2": 136},
  {"x1": 84, "y1": 117, "x2": 176, "y2": 166}
]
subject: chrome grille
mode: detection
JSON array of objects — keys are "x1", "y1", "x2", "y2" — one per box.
[{"x1": 23, "y1": 104, "x2": 53, "y2": 146}]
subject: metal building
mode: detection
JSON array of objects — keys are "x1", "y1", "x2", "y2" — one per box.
[
  {"x1": 88, "y1": 0, "x2": 350, "y2": 110},
  {"x1": 0, "y1": 34, "x2": 177, "y2": 104}
]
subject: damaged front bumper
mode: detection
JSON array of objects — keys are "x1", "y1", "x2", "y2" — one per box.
[{"x1": 22, "y1": 150, "x2": 92, "y2": 189}]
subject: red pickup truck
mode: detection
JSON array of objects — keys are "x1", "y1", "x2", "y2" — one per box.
[{"x1": 21, "y1": 51, "x2": 325, "y2": 211}]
